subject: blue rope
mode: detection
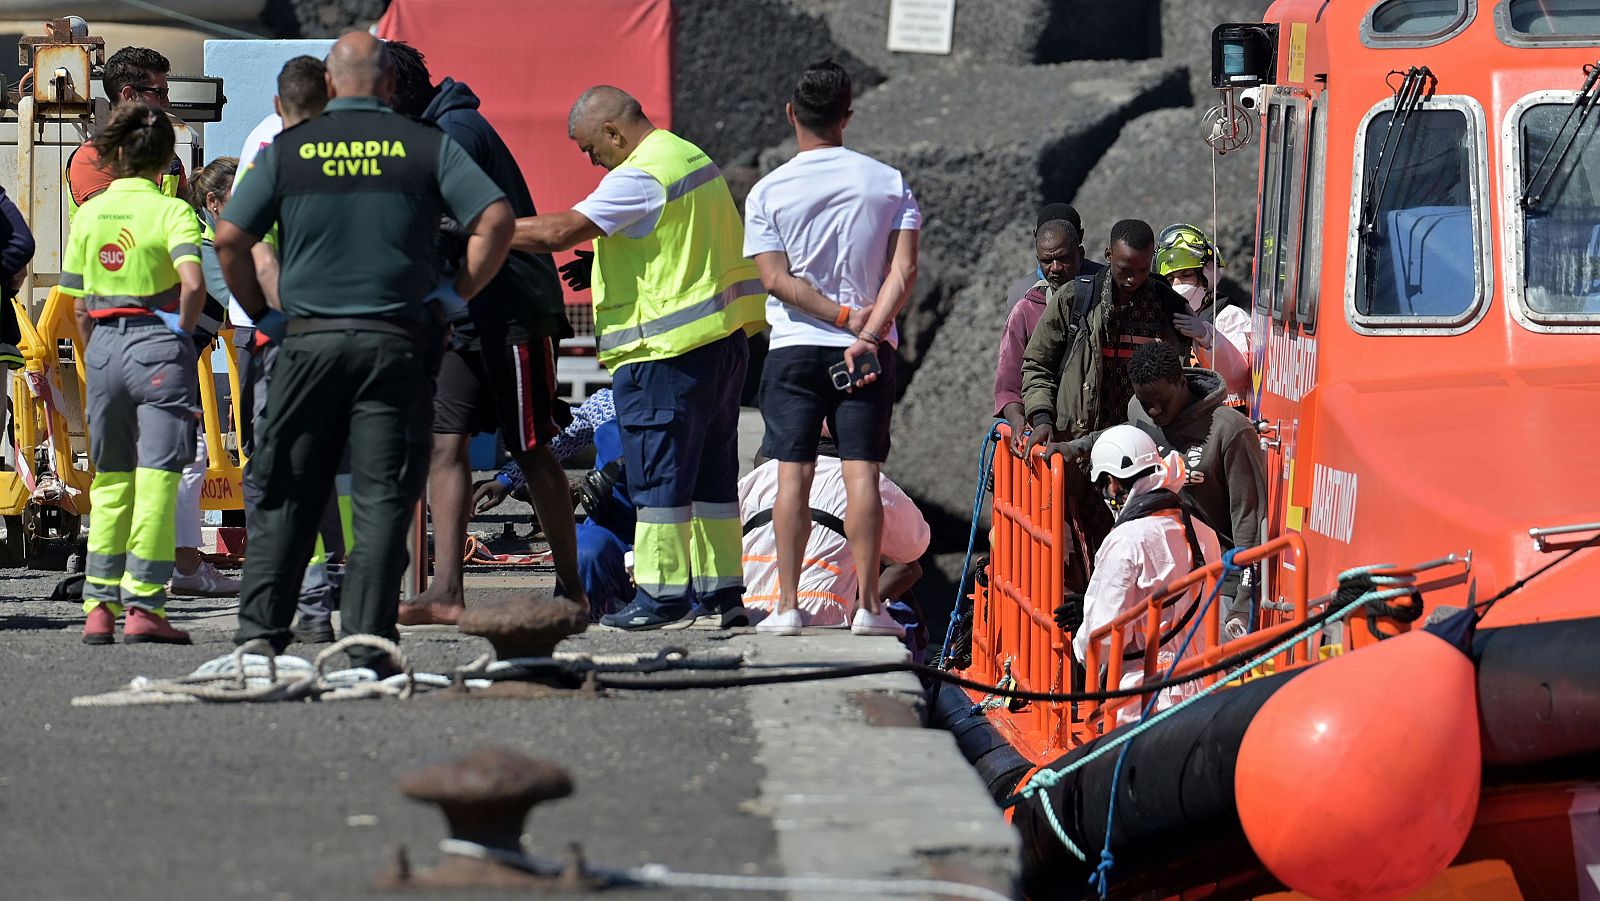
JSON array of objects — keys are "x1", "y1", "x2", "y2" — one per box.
[
  {"x1": 939, "y1": 421, "x2": 1004, "y2": 666},
  {"x1": 1089, "y1": 548, "x2": 1242, "y2": 897}
]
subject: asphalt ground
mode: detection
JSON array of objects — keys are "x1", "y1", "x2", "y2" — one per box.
[
  {"x1": 0, "y1": 415, "x2": 1019, "y2": 900},
  {"x1": 0, "y1": 569, "x2": 785, "y2": 901}
]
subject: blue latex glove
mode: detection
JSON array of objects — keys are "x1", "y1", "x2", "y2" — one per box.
[
  {"x1": 152, "y1": 308, "x2": 190, "y2": 339},
  {"x1": 254, "y1": 308, "x2": 288, "y2": 344},
  {"x1": 426, "y1": 276, "x2": 470, "y2": 321}
]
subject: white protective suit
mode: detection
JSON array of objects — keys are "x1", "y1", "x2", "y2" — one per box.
[
  {"x1": 1191, "y1": 304, "x2": 1253, "y2": 405},
  {"x1": 739, "y1": 457, "x2": 930, "y2": 626},
  {"x1": 1072, "y1": 451, "x2": 1222, "y2": 721}
]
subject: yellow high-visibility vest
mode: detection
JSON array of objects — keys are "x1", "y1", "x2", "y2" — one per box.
[{"x1": 591, "y1": 129, "x2": 765, "y2": 369}]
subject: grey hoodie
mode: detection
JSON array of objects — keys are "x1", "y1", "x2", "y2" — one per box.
[{"x1": 1126, "y1": 367, "x2": 1265, "y2": 553}]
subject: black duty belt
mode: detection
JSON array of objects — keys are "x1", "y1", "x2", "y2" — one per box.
[
  {"x1": 742, "y1": 507, "x2": 848, "y2": 539},
  {"x1": 286, "y1": 317, "x2": 424, "y2": 340}
]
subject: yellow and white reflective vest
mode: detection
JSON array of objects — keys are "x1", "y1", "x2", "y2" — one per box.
[{"x1": 591, "y1": 130, "x2": 765, "y2": 369}]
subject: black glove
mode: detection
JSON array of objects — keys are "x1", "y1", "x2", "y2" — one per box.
[
  {"x1": 559, "y1": 249, "x2": 594, "y2": 292},
  {"x1": 435, "y1": 215, "x2": 469, "y2": 269},
  {"x1": 1054, "y1": 592, "x2": 1085, "y2": 633}
]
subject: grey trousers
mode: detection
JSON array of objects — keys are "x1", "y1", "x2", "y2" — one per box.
[{"x1": 83, "y1": 317, "x2": 197, "y2": 607}]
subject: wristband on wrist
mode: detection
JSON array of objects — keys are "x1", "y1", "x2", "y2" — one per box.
[
  {"x1": 833, "y1": 304, "x2": 850, "y2": 328},
  {"x1": 1030, "y1": 411, "x2": 1053, "y2": 428},
  {"x1": 859, "y1": 329, "x2": 882, "y2": 345}
]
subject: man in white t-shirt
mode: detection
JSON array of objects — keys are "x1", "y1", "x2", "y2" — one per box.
[{"x1": 743, "y1": 61, "x2": 921, "y2": 637}]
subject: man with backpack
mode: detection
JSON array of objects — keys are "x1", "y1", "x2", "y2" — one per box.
[{"x1": 1018, "y1": 219, "x2": 1189, "y2": 568}]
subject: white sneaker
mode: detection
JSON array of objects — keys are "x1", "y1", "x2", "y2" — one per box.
[
  {"x1": 755, "y1": 608, "x2": 803, "y2": 636},
  {"x1": 851, "y1": 606, "x2": 905, "y2": 637},
  {"x1": 169, "y1": 561, "x2": 242, "y2": 597}
]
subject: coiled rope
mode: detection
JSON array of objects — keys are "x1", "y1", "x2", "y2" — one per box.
[{"x1": 70, "y1": 640, "x2": 743, "y2": 708}]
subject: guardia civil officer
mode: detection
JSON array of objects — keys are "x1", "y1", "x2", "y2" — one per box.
[
  {"x1": 512, "y1": 86, "x2": 766, "y2": 630},
  {"x1": 60, "y1": 101, "x2": 206, "y2": 645},
  {"x1": 215, "y1": 33, "x2": 514, "y2": 674}
]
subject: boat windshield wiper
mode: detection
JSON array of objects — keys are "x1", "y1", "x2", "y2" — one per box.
[
  {"x1": 1521, "y1": 62, "x2": 1600, "y2": 212},
  {"x1": 1359, "y1": 66, "x2": 1437, "y2": 236}
]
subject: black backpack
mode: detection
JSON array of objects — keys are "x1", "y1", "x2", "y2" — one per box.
[{"x1": 1063, "y1": 272, "x2": 1189, "y2": 352}]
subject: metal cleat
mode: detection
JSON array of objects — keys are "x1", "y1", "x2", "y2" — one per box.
[
  {"x1": 457, "y1": 592, "x2": 587, "y2": 659},
  {"x1": 379, "y1": 749, "x2": 601, "y2": 891}
]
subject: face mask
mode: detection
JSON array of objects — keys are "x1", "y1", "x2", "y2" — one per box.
[
  {"x1": 1173, "y1": 282, "x2": 1209, "y2": 312},
  {"x1": 1099, "y1": 479, "x2": 1125, "y2": 514}
]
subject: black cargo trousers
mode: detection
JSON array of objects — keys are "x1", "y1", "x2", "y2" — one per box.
[{"x1": 234, "y1": 323, "x2": 435, "y2": 668}]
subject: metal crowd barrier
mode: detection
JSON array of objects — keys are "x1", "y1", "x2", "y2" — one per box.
[
  {"x1": 967, "y1": 423, "x2": 1071, "y2": 760},
  {"x1": 0, "y1": 290, "x2": 249, "y2": 557},
  {"x1": 968, "y1": 426, "x2": 1323, "y2": 754}
]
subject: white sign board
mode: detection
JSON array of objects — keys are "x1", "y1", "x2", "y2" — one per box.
[{"x1": 887, "y1": 0, "x2": 955, "y2": 55}]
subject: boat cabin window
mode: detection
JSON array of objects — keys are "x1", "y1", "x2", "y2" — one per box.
[
  {"x1": 1351, "y1": 102, "x2": 1487, "y2": 329},
  {"x1": 1500, "y1": 0, "x2": 1600, "y2": 42},
  {"x1": 1255, "y1": 96, "x2": 1309, "y2": 320},
  {"x1": 1296, "y1": 96, "x2": 1329, "y2": 332},
  {"x1": 1516, "y1": 101, "x2": 1600, "y2": 322},
  {"x1": 1255, "y1": 104, "x2": 1285, "y2": 315},
  {"x1": 1363, "y1": 0, "x2": 1477, "y2": 45}
]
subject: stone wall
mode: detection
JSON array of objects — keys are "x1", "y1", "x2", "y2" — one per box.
[{"x1": 281, "y1": 0, "x2": 388, "y2": 36}]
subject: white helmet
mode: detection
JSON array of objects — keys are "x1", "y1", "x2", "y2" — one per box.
[{"x1": 1089, "y1": 424, "x2": 1162, "y2": 483}]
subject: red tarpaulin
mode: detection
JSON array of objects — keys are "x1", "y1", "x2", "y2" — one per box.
[{"x1": 376, "y1": 0, "x2": 674, "y2": 308}]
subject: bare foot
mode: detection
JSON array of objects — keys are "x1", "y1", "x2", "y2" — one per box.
[{"x1": 398, "y1": 587, "x2": 466, "y2": 626}]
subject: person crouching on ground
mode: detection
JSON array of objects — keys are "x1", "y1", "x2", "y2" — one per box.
[
  {"x1": 62, "y1": 102, "x2": 206, "y2": 645},
  {"x1": 1055, "y1": 425, "x2": 1219, "y2": 719},
  {"x1": 743, "y1": 429, "x2": 929, "y2": 632}
]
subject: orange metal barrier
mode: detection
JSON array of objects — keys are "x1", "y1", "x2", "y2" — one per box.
[
  {"x1": 967, "y1": 423, "x2": 1071, "y2": 760},
  {"x1": 964, "y1": 427, "x2": 1479, "y2": 757},
  {"x1": 964, "y1": 428, "x2": 1319, "y2": 755}
]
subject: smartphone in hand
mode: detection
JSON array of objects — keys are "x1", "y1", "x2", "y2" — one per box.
[{"x1": 828, "y1": 350, "x2": 882, "y2": 391}]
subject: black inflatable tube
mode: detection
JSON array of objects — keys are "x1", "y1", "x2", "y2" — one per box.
[
  {"x1": 999, "y1": 616, "x2": 1600, "y2": 899},
  {"x1": 1473, "y1": 616, "x2": 1600, "y2": 770},
  {"x1": 1011, "y1": 666, "x2": 1305, "y2": 899},
  {"x1": 930, "y1": 682, "x2": 1035, "y2": 800}
]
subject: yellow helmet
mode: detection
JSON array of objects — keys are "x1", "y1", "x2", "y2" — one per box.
[{"x1": 1155, "y1": 223, "x2": 1224, "y2": 277}]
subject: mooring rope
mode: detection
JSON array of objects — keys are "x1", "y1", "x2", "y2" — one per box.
[
  {"x1": 70, "y1": 641, "x2": 744, "y2": 708},
  {"x1": 436, "y1": 838, "x2": 1013, "y2": 901}
]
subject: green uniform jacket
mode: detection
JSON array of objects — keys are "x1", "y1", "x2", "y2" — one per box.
[{"x1": 1020, "y1": 269, "x2": 1191, "y2": 441}]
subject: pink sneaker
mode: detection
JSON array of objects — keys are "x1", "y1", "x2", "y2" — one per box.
[
  {"x1": 82, "y1": 603, "x2": 116, "y2": 645},
  {"x1": 124, "y1": 607, "x2": 192, "y2": 645}
]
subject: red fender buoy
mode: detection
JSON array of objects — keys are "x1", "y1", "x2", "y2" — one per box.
[{"x1": 1234, "y1": 630, "x2": 1481, "y2": 900}]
